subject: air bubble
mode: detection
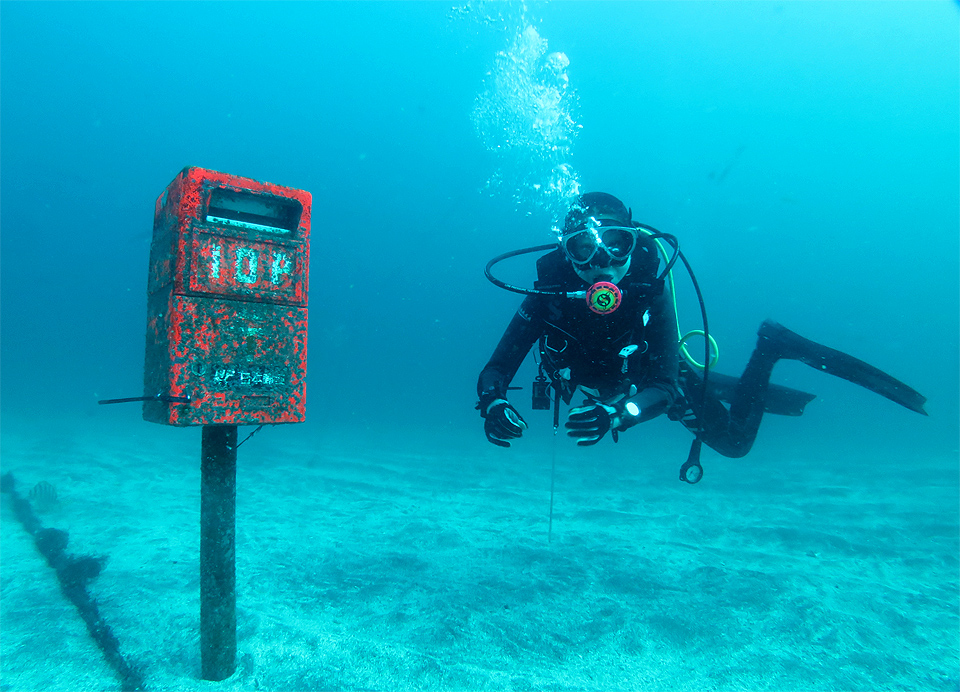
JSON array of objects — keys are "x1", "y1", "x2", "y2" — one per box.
[{"x1": 472, "y1": 14, "x2": 581, "y2": 227}]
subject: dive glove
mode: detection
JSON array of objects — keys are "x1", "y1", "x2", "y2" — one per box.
[
  {"x1": 483, "y1": 399, "x2": 528, "y2": 447},
  {"x1": 566, "y1": 399, "x2": 642, "y2": 446},
  {"x1": 565, "y1": 404, "x2": 619, "y2": 446}
]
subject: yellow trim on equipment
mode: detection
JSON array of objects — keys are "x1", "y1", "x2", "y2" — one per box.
[{"x1": 637, "y1": 227, "x2": 720, "y2": 370}]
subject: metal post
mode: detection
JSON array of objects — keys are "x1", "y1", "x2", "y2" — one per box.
[{"x1": 200, "y1": 425, "x2": 237, "y2": 681}]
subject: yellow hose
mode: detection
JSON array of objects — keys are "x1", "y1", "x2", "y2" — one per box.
[{"x1": 638, "y1": 228, "x2": 719, "y2": 370}]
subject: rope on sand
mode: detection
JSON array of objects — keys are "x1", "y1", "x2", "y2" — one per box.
[{"x1": 1, "y1": 472, "x2": 146, "y2": 691}]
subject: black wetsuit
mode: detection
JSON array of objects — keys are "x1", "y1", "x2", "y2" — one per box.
[
  {"x1": 479, "y1": 239, "x2": 927, "y2": 458},
  {"x1": 478, "y1": 235, "x2": 679, "y2": 414}
]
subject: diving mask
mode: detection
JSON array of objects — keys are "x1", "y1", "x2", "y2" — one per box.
[{"x1": 561, "y1": 217, "x2": 638, "y2": 266}]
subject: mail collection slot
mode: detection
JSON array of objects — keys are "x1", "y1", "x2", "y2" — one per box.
[{"x1": 143, "y1": 166, "x2": 312, "y2": 426}]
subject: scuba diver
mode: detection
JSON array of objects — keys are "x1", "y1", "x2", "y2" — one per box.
[{"x1": 476, "y1": 192, "x2": 927, "y2": 482}]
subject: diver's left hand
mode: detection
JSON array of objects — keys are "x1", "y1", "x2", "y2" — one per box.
[{"x1": 565, "y1": 404, "x2": 620, "y2": 446}]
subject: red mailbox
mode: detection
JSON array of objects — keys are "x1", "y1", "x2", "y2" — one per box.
[{"x1": 144, "y1": 166, "x2": 311, "y2": 426}]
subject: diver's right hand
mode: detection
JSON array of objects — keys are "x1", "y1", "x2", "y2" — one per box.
[{"x1": 483, "y1": 399, "x2": 528, "y2": 447}]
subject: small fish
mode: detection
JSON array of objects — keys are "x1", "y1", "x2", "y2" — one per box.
[{"x1": 28, "y1": 481, "x2": 59, "y2": 513}]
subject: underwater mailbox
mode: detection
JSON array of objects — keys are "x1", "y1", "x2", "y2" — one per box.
[{"x1": 143, "y1": 166, "x2": 312, "y2": 426}]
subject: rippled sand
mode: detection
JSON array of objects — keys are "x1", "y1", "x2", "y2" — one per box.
[{"x1": 2, "y1": 417, "x2": 957, "y2": 691}]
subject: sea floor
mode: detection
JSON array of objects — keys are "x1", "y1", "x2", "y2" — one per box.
[{"x1": 1, "y1": 417, "x2": 957, "y2": 691}]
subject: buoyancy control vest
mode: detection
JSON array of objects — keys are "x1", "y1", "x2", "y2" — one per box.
[{"x1": 532, "y1": 238, "x2": 665, "y2": 399}]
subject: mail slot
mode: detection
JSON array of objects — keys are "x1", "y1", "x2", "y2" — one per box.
[{"x1": 143, "y1": 166, "x2": 312, "y2": 426}]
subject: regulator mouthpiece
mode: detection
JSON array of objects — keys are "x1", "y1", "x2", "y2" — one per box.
[{"x1": 586, "y1": 281, "x2": 622, "y2": 315}]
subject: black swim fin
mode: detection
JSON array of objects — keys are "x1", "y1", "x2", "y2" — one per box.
[{"x1": 758, "y1": 320, "x2": 928, "y2": 415}]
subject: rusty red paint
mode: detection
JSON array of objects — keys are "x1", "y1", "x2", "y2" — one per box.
[
  {"x1": 144, "y1": 167, "x2": 311, "y2": 427},
  {"x1": 188, "y1": 231, "x2": 305, "y2": 303}
]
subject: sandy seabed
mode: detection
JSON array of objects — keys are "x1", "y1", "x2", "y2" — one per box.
[{"x1": 1, "y1": 416, "x2": 957, "y2": 692}]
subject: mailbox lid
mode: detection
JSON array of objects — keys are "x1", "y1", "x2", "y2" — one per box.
[
  {"x1": 158, "y1": 167, "x2": 312, "y2": 303},
  {"x1": 185, "y1": 231, "x2": 307, "y2": 306}
]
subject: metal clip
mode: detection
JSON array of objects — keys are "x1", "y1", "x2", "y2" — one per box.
[{"x1": 619, "y1": 345, "x2": 638, "y2": 373}]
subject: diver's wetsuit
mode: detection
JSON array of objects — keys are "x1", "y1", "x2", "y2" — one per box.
[
  {"x1": 478, "y1": 236, "x2": 680, "y2": 416},
  {"x1": 671, "y1": 318, "x2": 929, "y2": 456},
  {"x1": 478, "y1": 240, "x2": 928, "y2": 457}
]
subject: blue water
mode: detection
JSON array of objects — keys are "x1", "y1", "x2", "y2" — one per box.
[{"x1": 1, "y1": 2, "x2": 957, "y2": 690}]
